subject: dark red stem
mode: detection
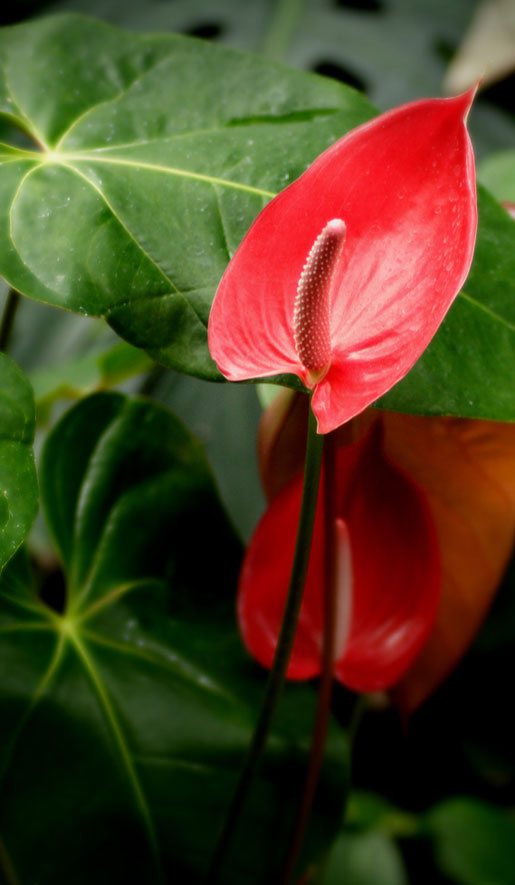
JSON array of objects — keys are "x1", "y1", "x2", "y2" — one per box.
[{"x1": 280, "y1": 432, "x2": 338, "y2": 885}]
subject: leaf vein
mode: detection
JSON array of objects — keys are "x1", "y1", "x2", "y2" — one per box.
[
  {"x1": 81, "y1": 628, "x2": 237, "y2": 704},
  {"x1": 58, "y1": 162, "x2": 211, "y2": 333},
  {"x1": 0, "y1": 621, "x2": 56, "y2": 635},
  {"x1": 58, "y1": 161, "x2": 177, "y2": 292},
  {"x1": 78, "y1": 579, "x2": 163, "y2": 622},
  {"x1": 0, "y1": 589, "x2": 50, "y2": 618},
  {"x1": 64, "y1": 153, "x2": 276, "y2": 198},
  {"x1": 8, "y1": 162, "x2": 45, "y2": 272},
  {"x1": 459, "y1": 290, "x2": 515, "y2": 332},
  {"x1": 0, "y1": 632, "x2": 65, "y2": 789},
  {"x1": 69, "y1": 631, "x2": 162, "y2": 875},
  {"x1": 54, "y1": 42, "x2": 191, "y2": 150},
  {"x1": 1, "y1": 68, "x2": 49, "y2": 150}
]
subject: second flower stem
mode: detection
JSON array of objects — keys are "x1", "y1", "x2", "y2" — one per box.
[
  {"x1": 280, "y1": 432, "x2": 339, "y2": 884},
  {"x1": 206, "y1": 401, "x2": 324, "y2": 884}
]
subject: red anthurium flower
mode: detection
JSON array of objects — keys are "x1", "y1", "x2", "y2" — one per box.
[
  {"x1": 238, "y1": 421, "x2": 441, "y2": 692},
  {"x1": 255, "y1": 390, "x2": 515, "y2": 706},
  {"x1": 209, "y1": 91, "x2": 477, "y2": 433}
]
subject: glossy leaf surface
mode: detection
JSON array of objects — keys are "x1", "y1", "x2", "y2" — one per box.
[
  {"x1": 0, "y1": 15, "x2": 514, "y2": 420},
  {"x1": 0, "y1": 352, "x2": 37, "y2": 572},
  {"x1": 0, "y1": 392, "x2": 347, "y2": 883},
  {"x1": 0, "y1": 13, "x2": 374, "y2": 381},
  {"x1": 378, "y1": 185, "x2": 515, "y2": 421},
  {"x1": 44, "y1": 0, "x2": 515, "y2": 160}
]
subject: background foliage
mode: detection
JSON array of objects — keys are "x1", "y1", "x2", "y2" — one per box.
[{"x1": 1, "y1": 2, "x2": 514, "y2": 883}]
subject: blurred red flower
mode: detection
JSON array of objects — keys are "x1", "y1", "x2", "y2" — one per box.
[
  {"x1": 239, "y1": 411, "x2": 440, "y2": 691},
  {"x1": 247, "y1": 391, "x2": 515, "y2": 705}
]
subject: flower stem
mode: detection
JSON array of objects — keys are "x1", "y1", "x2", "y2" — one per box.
[
  {"x1": 0, "y1": 289, "x2": 21, "y2": 353},
  {"x1": 206, "y1": 402, "x2": 324, "y2": 884},
  {"x1": 280, "y1": 433, "x2": 338, "y2": 885}
]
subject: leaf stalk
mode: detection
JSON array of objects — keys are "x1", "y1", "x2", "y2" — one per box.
[
  {"x1": 0, "y1": 289, "x2": 21, "y2": 353},
  {"x1": 206, "y1": 401, "x2": 324, "y2": 883}
]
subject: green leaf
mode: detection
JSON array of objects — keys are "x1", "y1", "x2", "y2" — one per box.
[
  {"x1": 0, "y1": 392, "x2": 348, "y2": 883},
  {"x1": 1, "y1": 14, "x2": 513, "y2": 420},
  {"x1": 377, "y1": 185, "x2": 515, "y2": 420},
  {"x1": 345, "y1": 791, "x2": 418, "y2": 838},
  {"x1": 149, "y1": 369, "x2": 264, "y2": 541},
  {"x1": 478, "y1": 148, "x2": 515, "y2": 203},
  {"x1": 0, "y1": 13, "x2": 375, "y2": 382},
  {"x1": 425, "y1": 798, "x2": 515, "y2": 885},
  {"x1": 31, "y1": 339, "x2": 153, "y2": 419},
  {"x1": 0, "y1": 352, "x2": 37, "y2": 572},
  {"x1": 322, "y1": 831, "x2": 408, "y2": 885},
  {"x1": 43, "y1": 0, "x2": 515, "y2": 159},
  {"x1": 1, "y1": 281, "x2": 117, "y2": 374}
]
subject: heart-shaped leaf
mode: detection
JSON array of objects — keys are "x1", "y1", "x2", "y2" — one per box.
[
  {"x1": 0, "y1": 14, "x2": 374, "y2": 382},
  {"x1": 0, "y1": 392, "x2": 348, "y2": 883},
  {"x1": 42, "y1": 0, "x2": 515, "y2": 159},
  {"x1": 0, "y1": 352, "x2": 37, "y2": 572},
  {"x1": 0, "y1": 15, "x2": 513, "y2": 420}
]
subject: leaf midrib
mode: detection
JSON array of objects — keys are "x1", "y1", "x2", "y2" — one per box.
[
  {"x1": 61, "y1": 151, "x2": 275, "y2": 199},
  {"x1": 7, "y1": 150, "x2": 513, "y2": 333},
  {"x1": 69, "y1": 629, "x2": 163, "y2": 876},
  {"x1": 458, "y1": 290, "x2": 515, "y2": 332},
  {"x1": 6, "y1": 150, "x2": 269, "y2": 337},
  {"x1": 0, "y1": 604, "x2": 163, "y2": 879}
]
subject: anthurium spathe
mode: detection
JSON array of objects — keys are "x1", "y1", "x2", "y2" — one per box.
[
  {"x1": 238, "y1": 422, "x2": 441, "y2": 692},
  {"x1": 208, "y1": 91, "x2": 477, "y2": 434},
  {"x1": 256, "y1": 389, "x2": 515, "y2": 706},
  {"x1": 388, "y1": 414, "x2": 515, "y2": 712}
]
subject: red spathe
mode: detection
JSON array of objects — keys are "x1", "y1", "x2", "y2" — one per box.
[
  {"x1": 238, "y1": 424, "x2": 441, "y2": 692},
  {"x1": 209, "y1": 91, "x2": 477, "y2": 433}
]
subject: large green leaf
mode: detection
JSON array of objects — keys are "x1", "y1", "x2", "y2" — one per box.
[
  {"x1": 44, "y1": 0, "x2": 515, "y2": 159},
  {"x1": 0, "y1": 392, "x2": 348, "y2": 883},
  {"x1": 1, "y1": 14, "x2": 513, "y2": 420},
  {"x1": 0, "y1": 13, "x2": 374, "y2": 382},
  {"x1": 425, "y1": 798, "x2": 515, "y2": 885},
  {"x1": 0, "y1": 352, "x2": 37, "y2": 572}
]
